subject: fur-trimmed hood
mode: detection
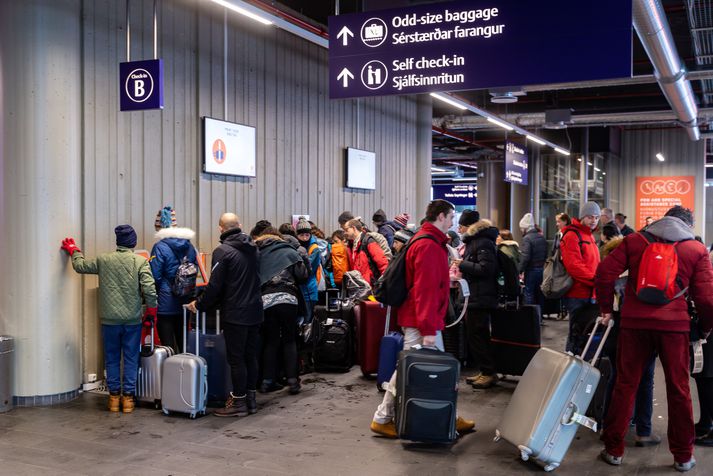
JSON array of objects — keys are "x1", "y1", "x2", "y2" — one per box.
[
  {"x1": 500, "y1": 239, "x2": 520, "y2": 248},
  {"x1": 154, "y1": 227, "x2": 196, "y2": 241},
  {"x1": 463, "y1": 219, "x2": 499, "y2": 243},
  {"x1": 463, "y1": 218, "x2": 493, "y2": 237},
  {"x1": 600, "y1": 236, "x2": 623, "y2": 258}
]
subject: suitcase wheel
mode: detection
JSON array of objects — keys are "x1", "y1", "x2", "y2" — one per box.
[
  {"x1": 493, "y1": 430, "x2": 501, "y2": 442},
  {"x1": 189, "y1": 413, "x2": 197, "y2": 419},
  {"x1": 543, "y1": 463, "x2": 559, "y2": 472},
  {"x1": 376, "y1": 381, "x2": 386, "y2": 392},
  {"x1": 518, "y1": 445, "x2": 532, "y2": 462},
  {"x1": 162, "y1": 409, "x2": 169, "y2": 416}
]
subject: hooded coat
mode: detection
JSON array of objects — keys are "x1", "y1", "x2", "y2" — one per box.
[
  {"x1": 520, "y1": 228, "x2": 548, "y2": 273},
  {"x1": 195, "y1": 228, "x2": 263, "y2": 326},
  {"x1": 149, "y1": 227, "x2": 198, "y2": 314},
  {"x1": 459, "y1": 220, "x2": 500, "y2": 309},
  {"x1": 595, "y1": 217, "x2": 713, "y2": 334},
  {"x1": 560, "y1": 219, "x2": 601, "y2": 299}
]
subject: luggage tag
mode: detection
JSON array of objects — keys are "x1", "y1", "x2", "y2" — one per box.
[{"x1": 692, "y1": 339, "x2": 706, "y2": 374}]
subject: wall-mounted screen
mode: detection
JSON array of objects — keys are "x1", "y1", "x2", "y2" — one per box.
[
  {"x1": 203, "y1": 117, "x2": 256, "y2": 177},
  {"x1": 345, "y1": 147, "x2": 376, "y2": 190}
]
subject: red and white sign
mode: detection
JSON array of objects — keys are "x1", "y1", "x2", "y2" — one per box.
[{"x1": 635, "y1": 176, "x2": 695, "y2": 230}]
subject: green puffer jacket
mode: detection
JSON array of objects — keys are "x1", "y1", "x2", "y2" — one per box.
[{"x1": 71, "y1": 247, "x2": 157, "y2": 325}]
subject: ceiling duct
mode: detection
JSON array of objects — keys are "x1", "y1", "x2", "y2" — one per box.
[
  {"x1": 544, "y1": 109, "x2": 573, "y2": 129},
  {"x1": 633, "y1": 0, "x2": 700, "y2": 141}
]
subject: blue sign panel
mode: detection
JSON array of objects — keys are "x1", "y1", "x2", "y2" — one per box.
[
  {"x1": 329, "y1": 0, "x2": 632, "y2": 99},
  {"x1": 432, "y1": 183, "x2": 477, "y2": 206},
  {"x1": 504, "y1": 141, "x2": 528, "y2": 185},
  {"x1": 120, "y1": 59, "x2": 164, "y2": 111}
]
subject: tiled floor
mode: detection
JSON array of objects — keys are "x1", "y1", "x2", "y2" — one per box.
[{"x1": 0, "y1": 319, "x2": 710, "y2": 475}]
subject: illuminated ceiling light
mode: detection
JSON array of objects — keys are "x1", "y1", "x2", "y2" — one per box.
[
  {"x1": 577, "y1": 158, "x2": 582, "y2": 162},
  {"x1": 487, "y1": 116, "x2": 514, "y2": 131},
  {"x1": 430, "y1": 166, "x2": 447, "y2": 172},
  {"x1": 211, "y1": 0, "x2": 273, "y2": 25},
  {"x1": 554, "y1": 147, "x2": 570, "y2": 156},
  {"x1": 594, "y1": 167, "x2": 601, "y2": 172},
  {"x1": 587, "y1": 161, "x2": 593, "y2": 166},
  {"x1": 451, "y1": 177, "x2": 478, "y2": 182},
  {"x1": 430, "y1": 93, "x2": 468, "y2": 110},
  {"x1": 656, "y1": 153, "x2": 665, "y2": 162},
  {"x1": 705, "y1": 164, "x2": 713, "y2": 168},
  {"x1": 526, "y1": 135, "x2": 546, "y2": 146},
  {"x1": 602, "y1": 172, "x2": 607, "y2": 176}
]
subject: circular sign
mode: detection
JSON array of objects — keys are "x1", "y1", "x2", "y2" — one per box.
[
  {"x1": 360, "y1": 18, "x2": 388, "y2": 48},
  {"x1": 360, "y1": 60, "x2": 388, "y2": 90},
  {"x1": 639, "y1": 179, "x2": 691, "y2": 195},
  {"x1": 124, "y1": 68, "x2": 155, "y2": 103},
  {"x1": 212, "y1": 139, "x2": 227, "y2": 164}
]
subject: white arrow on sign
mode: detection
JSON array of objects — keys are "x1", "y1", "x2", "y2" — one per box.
[
  {"x1": 337, "y1": 25, "x2": 354, "y2": 46},
  {"x1": 337, "y1": 67, "x2": 354, "y2": 87}
]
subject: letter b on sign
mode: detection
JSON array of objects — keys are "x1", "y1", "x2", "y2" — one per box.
[
  {"x1": 120, "y1": 59, "x2": 163, "y2": 111},
  {"x1": 134, "y1": 80, "x2": 145, "y2": 98}
]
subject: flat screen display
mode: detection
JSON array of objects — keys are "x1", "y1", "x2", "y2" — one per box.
[
  {"x1": 345, "y1": 147, "x2": 376, "y2": 190},
  {"x1": 203, "y1": 117, "x2": 256, "y2": 177}
]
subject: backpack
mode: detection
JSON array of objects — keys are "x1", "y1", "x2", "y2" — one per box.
[
  {"x1": 308, "y1": 243, "x2": 327, "y2": 291},
  {"x1": 368, "y1": 231, "x2": 393, "y2": 261},
  {"x1": 541, "y1": 229, "x2": 583, "y2": 299},
  {"x1": 635, "y1": 232, "x2": 688, "y2": 305},
  {"x1": 496, "y1": 248, "x2": 521, "y2": 304},
  {"x1": 373, "y1": 234, "x2": 439, "y2": 306},
  {"x1": 171, "y1": 256, "x2": 199, "y2": 298},
  {"x1": 360, "y1": 235, "x2": 385, "y2": 286}
]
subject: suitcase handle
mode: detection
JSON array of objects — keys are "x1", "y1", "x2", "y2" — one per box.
[
  {"x1": 445, "y1": 279, "x2": 470, "y2": 329},
  {"x1": 579, "y1": 317, "x2": 614, "y2": 365},
  {"x1": 384, "y1": 306, "x2": 392, "y2": 336},
  {"x1": 182, "y1": 306, "x2": 201, "y2": 358}
]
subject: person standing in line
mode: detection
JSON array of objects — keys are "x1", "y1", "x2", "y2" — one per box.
[
  {"x1": 149, "y1": 205, "x2": 198, "y2": 353},
  {"x1": 372, "y1": 209, "x2": 401, "y2": 248},
  {"x1": 343, "y1": 218, "x2": 389, "y2": 288},
  {"x1": 187, "y1": 213, "x2": 263, "y2": 417},
  {"x1": 61, "y1": 225, "x2": 157, "y2": 413},
  {"x1": 600, "y1": 207, "x2": 614, "y2": 227},
  {"x1": 496, "y1": 229, "x2": 521, "y2": 269},
  {"x1": 456, "y1": 209, "x2": 480, "y2": 258},
  {"x1": 614, "y1": 213, "x2": 635, "y2": 237},
  {"x1": 551, "y1": 212, "x2": 571, "y2": 255},
  {"x1": 295, "y1": 217, "x2": 322, "y2": 322},
  {"x1": 330, "y1": 230, "x2": 349, "y2": 288},
  {"x1": 519, "y1": 212, "x2": 548, "y2": 309},
  {"x1": 370, "y1": 199, "x2": 475, "y2": 438}
]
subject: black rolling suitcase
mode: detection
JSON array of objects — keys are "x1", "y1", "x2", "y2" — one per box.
[
  {"x1": 442, "y1": 280, "x2": 470, "y2": 363},
  {"x1": 395, "y1": 347, "x2": 460, "y2": 443},
  {"x1": 313, "y1": 289, "x2": 354, "y2": 372},
  {"x1": 491, "y1": 304, "x2": 541, "y2": 376}
]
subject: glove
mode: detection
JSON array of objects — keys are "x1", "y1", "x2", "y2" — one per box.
[
  {"x1": 61, "y1": 237, "x2": 81, "y2": 255},
  {"x1": 143, "y1": 307, "x2": 157, "y2": 327}
]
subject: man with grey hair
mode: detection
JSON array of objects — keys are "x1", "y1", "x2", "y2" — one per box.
[
  {"x1": 596, "y1": 206, "x2": 713, "y2": 472},
  {"x1": 600, "y1": 207, "x2": 614, "y2": 226}
]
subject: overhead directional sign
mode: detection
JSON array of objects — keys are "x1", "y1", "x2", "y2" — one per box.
[
  {"x1": 504, "y1": 141, "x2": 528, "y2": 185},
  {"x1": 329, "y1": 0, "x2": 632, "y2": 99}
]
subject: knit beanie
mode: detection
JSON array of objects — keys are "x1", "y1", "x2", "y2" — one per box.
[
  {"x1": 394, "y1": 213, "x2": 410, "y2": 227},
  {"x1": 296, "y1": 217, "x2": 312, "y2": 234},
  {"x1": 115, "y1": 224, "x2": 137, "y2": 248},
  {"x1": 579, "y1": 201, "x2": 602, "y2": 219},
  {"x1": 393, "y1": 228, "x2": 415, "y2": 245},
  {"x1": 372, "y1": 209, "x2": 387, "y2": 225},
  {"x1": 459, "y1": 209, "x2": 480, "y2": 227},
  {"x1": 154, "y1": 205, "x2": 177, "y2": 231},
  {"x1": 519, "y1": 212, "x2": 535, "y2": 231}
]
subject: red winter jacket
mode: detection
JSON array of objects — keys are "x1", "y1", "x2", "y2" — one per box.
[
  {"x1": 348, "y1": 232, "x2": 389, "y2": 287},
  {"x1": 396, "y1": 222, "x2": 450, "y2": 337},
  {"x1": 595, "y1": 217, "x2": 713, "y2": 333},
  {"x1": 560, "y1": 220, "x2": 600, "y2": 299}
]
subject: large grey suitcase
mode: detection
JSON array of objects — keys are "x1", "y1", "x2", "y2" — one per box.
[
  {"x1": 495, "y1": 318, "x2": 613, "y2": 472},
  {"x1": 161, "y1": 307, "x2": 208, "y2": 419},
  {"x1": 137, "y1": 323, "x2": 173, "y2": 408}
]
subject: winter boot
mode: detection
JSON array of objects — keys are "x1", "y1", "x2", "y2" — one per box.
[
  {"x1": 108, "y1": 393, "x2": 120, "y2": 412},
  {"x1": 121, "y1": 394, "x2": 135, "y2": 413},
  {"x1": 246, "y1": 390, "x2": 258, "y2": 415},
  {"x1": 213, "y1": 393, "x2": 249, "y2": 417}
]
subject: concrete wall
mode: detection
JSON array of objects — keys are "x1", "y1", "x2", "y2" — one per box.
[{"x1": 1, "y1": 0, "x2": 428, "y2": 399}]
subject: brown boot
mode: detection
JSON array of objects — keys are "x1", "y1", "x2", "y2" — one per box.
[
  {"x1": 121, "y1": 394, "x2": 135, "y2": 413},
  {"x1": 108, "y1": 393, "x2": 120, "y2": 412}
]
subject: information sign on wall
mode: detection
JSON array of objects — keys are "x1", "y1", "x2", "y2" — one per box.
[
  {"x1": 119, "y1": 59, "x2": 164, "y2": 111},
  {"x1": 432, "y1": 183, "x2": 477, "y2": 206},
  {"x1": 504, "y1": 141, "x2": 528, "y2": 185},
  {"x1": 203, "y1": 117, "x2": 256, "y2": 177},
  {"x1": 635, "y1": 176, "x2": 695, "y2": 230},
  {"x1": 328, "y1": 0, "x2": 632, "y2": 99}
]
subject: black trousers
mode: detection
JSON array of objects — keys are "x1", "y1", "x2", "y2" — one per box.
[
  {"x1": 261, "y1": 303, "x2": 299, "y2": 382},
  {"x1": 223, "y1": 322, "x2": 260, "y2": 396},
  {"x1": 695, "y1": 376, "x2": 713, "y2": 429},
  {"x1": 466, "y1": 308, "x2": 495, "y2": 376},
  {"x1": 157, "y1": 313, "x2": 183, "y2": 354}
]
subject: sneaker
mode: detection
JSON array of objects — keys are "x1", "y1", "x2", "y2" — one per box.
[
  {"x1": 673, "y1": 457, "x2": 696, "y2": 472},
  {"x1": 259, "y1": 380, "x2": 284, "y2": 394},
  {"x1": 121, "y1": 394, "x2": 135, "y2": 414},
  {"x1": 213, "y1": 393, "x2": 249, "y2": 417},
  {"x1": 456, "y1": 416, "x2": 475, "y2": 434},
  {"x1": 635, "y1": 434, "x2": 661, "y2": 447},
  {"x1": 246, "y1": 390, "x2": 258, "y2": 415},
  {"x1": 107, "y1": 393, "x2": 120, "y2": 413},
  {"x1": 695, "y1": 430, "x2": 713, "y2": 447},
  {"x1": 599, "y1": 450, "x2": 622, "y2": 466},
  {"x1": 370, "y1": 420, "x2": 398, "y2": 438},
  {"x1": 471, "y1": 374, "x2": 498, "y2": 389},
  {"x1": 287, "y1": 378, "x2": 301, "y2": 395}
]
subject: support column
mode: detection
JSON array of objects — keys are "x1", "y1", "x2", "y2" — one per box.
[
  {"x1": 415, "y1": 95, "x2": 432, "y2": 218},
  {"x1": 0, "y1": 0, "x2": 83, "y2": 404}
]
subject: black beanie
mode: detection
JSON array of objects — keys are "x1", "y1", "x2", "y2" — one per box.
[
  {"x1": 372, "y1": 209, "x2": 387, "y2": 225},
  {"x1": 459, "y1": 209, "x2": 480, "y2": 227},
  {"x1": 115, "y1": 224, "x2": 137, "y2": 248}
]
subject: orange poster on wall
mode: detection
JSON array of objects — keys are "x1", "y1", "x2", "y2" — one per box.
[{"x1": 635, "y1": 176, "x2": 695, "y2": 230}]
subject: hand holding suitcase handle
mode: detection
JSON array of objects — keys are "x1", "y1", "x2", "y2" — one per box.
[{"x1": 579, "y1": 316, "x2": 614, "y2": 365}]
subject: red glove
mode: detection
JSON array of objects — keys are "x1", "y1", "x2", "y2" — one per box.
[
  {"x1": 61, "y1": 237, "x2": 81, "y2": 255},
  {"x1": 143, "y1": 307, "x2": 157, "y2": 327}
]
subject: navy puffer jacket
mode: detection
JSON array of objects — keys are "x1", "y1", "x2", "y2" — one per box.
[{"x1": 149, "y1": 227, "x2": 198, "y2": 314}]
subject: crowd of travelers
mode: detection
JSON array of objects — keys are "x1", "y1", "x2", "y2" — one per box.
[{"x1": 59, "y1": 199, "x2": 713, "y2": 472}]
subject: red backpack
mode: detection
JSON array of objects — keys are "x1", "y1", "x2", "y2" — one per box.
[{"x1": 635, "y1": 232, "x2": 688, "y2": 305}]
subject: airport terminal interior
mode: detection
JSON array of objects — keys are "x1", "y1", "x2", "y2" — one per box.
[{"x1": 1, "y1": 0, "x2": 713, "y2": 474}]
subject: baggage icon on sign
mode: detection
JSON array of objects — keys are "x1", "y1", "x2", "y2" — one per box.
[{"x1": 361, "y1": 18, "x2": 387, "y2": 47}]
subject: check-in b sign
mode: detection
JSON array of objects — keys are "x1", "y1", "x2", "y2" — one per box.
[{"x1": 120, "y1": 59, "x2": 164, "y2": 111}]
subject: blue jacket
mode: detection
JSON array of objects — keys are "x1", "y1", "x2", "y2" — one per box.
[
  {"x1": 299, "y1": 235, "x2": 321, "y2": 302},
  {"x1": 149, "y1": 227, "x2": 198, "y2": 314},
  {"x1": 377, "y1": 221, "x2": 401, "y2": 248}
]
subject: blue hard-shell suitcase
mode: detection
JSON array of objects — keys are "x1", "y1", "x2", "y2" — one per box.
[
  {"x1": 185, "y1": 310, "x2": 231, "y2": 404},
  {"x1": 377, "y1": 331, "x2": 404, "y2": 391}
]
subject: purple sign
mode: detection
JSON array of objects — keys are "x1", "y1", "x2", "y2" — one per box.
[
  {"x1": 432, "y1": 183, "x2": 477, "y2": 206},
  {"x1": 504, "y1": 141, "x2": 528, "y2": 185},
  {"x1": 120, "y1": 59, "x2": 164, "y2": 111},
  {"x1": 328, "y1": 0, "x2": 632, "y2": 99}
]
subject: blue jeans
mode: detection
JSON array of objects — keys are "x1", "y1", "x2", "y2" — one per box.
[
  {"x1": 563, "y1": 297, "x2": 593, "y2": 353},
  {"x1": 101, "y1": 323, "x2": 142, "y2": 395},
  {"x1": 524, "y1": 268, "x2": 544, "y2": 311}
]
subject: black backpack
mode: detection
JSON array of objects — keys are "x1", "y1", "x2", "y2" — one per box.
[
  {"x1": 496, "y1": 248, "x2": 521, "y2": 304},
  {"x1": 373, "y1": 234, "x2": 439, "y2": 306}
]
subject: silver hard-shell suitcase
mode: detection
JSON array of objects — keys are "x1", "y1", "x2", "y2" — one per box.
[
  {"x1": 495, "y1": 318, "x2": 614, "y2": 472},
  {"x1": 161, "y1": 307, "x2": 208, "y2": 419},
  {"x1": 137, "y1": 322, "x2": 174, "y2": 408}
]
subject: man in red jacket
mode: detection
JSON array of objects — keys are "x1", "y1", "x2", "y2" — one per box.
[
  {"x1": 561, "y1": 201, "x2": 602, "y2": 352},
  {"x1": 596, "y1": 206, "x2": 713, "y2": 472},
  {"x1": 344, "y1": 218, "x2": 389, "y2": 287},
  {"x1": 370, "y1": 200, "x2": 474, "y2": 438}
]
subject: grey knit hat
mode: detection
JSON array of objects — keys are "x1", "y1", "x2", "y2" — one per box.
[{"x1": 579, "y1": 201, "x2": 601, "y2": 219}]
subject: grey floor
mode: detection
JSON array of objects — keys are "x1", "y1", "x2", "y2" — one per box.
[{"x1": 0, "y1": 319, "x2": 710, "y2": 476}]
